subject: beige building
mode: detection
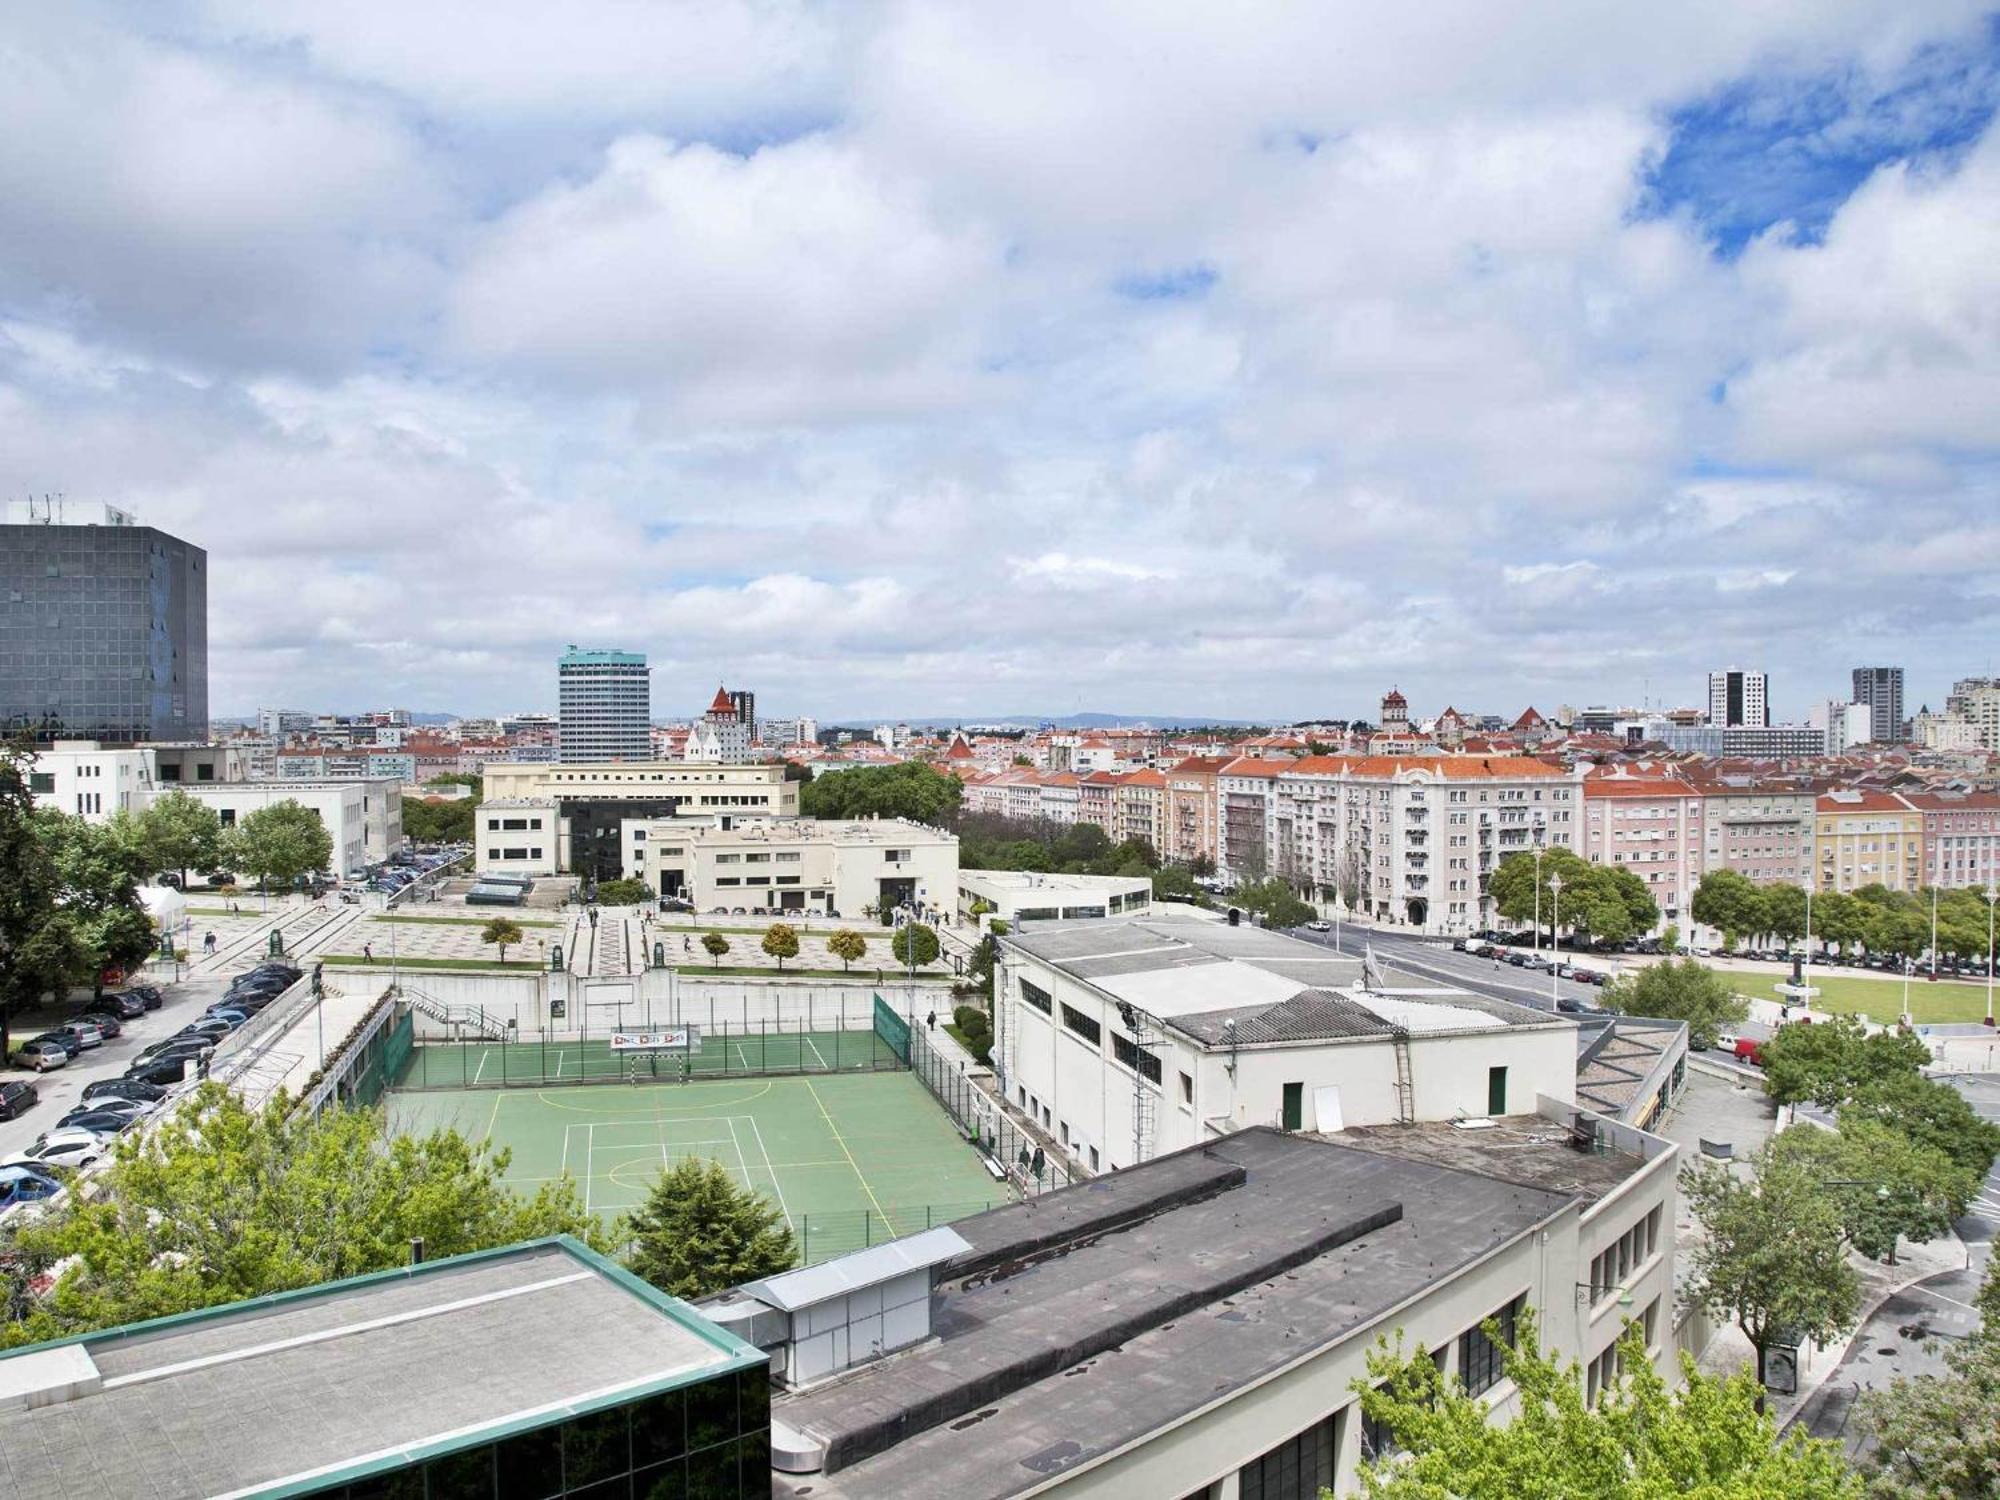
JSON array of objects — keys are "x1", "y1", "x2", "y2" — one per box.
[
  {"x1": 622, "y1": 815, "x2": 957, "y2": 919},
  {"x1": 479, "y1": 759, "x2": 798, "y2": 880},
  {"x1": 1815, "y1": 789, "x2": 1926, "y2": 893}
]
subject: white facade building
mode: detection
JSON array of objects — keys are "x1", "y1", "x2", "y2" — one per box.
[
  {"x1": 28, "y1": 739, "x2": 248, "y2": 821},
  {"x1": 140, "y1": 779, "x2": 403, "y2": 878},
  {"x1": 621, "y1": 816, "x2": 957, "y2": 919},
  {"x1": 1706, "y1": 668, "x2": 1769, "y2": 728},
  {"x1": 957, "y1": 870, "x2": 1153, "y2": 925},
  {"x1": 1807, "y1": 699, "x2": 1873, "y2": 754}
]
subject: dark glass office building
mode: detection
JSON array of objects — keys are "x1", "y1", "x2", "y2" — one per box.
[{"x1": 0, "y1": 502, "x2": 207, "y2": 743}]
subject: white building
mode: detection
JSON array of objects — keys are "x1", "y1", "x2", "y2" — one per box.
[
  {"x1": 685, "y1": 685, "x2": 754, "y2": 764},
  {"x1": 621, "y1": 816, "x2": 957, "y2": 919},
  {"x1": 1807, "y1": 699, "x2": 1873, "y2": 754},
  {"x1": 957, "y1": 870, "x2": 1153, "y2": 926},
  {"x1": 140, "y1": 779, "x2": 403, "y2": 879},
  {"x1": 762, "y1": 1112, "x2": 1679, "y2": 1500},
  {"x1": 1706, "y1": 668, "x2": 1769, "y2": 729},
  {"x1": 28, "y1": 739, "x2": 249, "y2": 820},
  {"x1": 1271, "y1": 755, "x2": 1581, "y2": 935},
  {"x1": 557, "y1": 645, "x2": 650, "y2": 763}
]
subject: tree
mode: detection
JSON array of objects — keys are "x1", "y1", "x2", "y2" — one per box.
[
  {"x1": 1601, "y1": 959, "x2": 1748, "y2": 1051},
  {"x1": 1759, "y1": 1014, "x2": 1932, "y2": 1112},
  {"x1": 481, "y1": 917, "x2": 525, "y2": 965},
  {"x1": 892, "y1": 922, "x2": 940, "y2": 968},
  {"x1": 700, "y1": 932, "x2": 730, "y2": 961},
  {"x1": 1682, "y1": 1148, "x2": 1861, "y2": 1403},
  {"x1": 1763, "y1": 882, "x2": 1809, "y2": 944},
  {"x1": 1813, "y1": 891, "x2": 1867, "y2": 957},
  {"x1": 402, "y1": 796, "x2": 475, "y2": 844},
  {"x1": 827, "y1": 928, "x2": 867, "y2": 972},
  {"x1": 1351, "y1": 1313, "x2": 1858, "y2": 1499},
  {"x1": 1152, "y1": 864, "x2": 1206, "y2": 904},
  {"x1": 0, "y1": 740, "x2": 63, "y2": 1054},
  {"x1": 592, "y1": 877, "x2": 651, "y2": 906},
  {"x1": 1842, "y1": 1071, "x2": 2000, "y2": 1182},
  {"x1": 2, "y1": 1083, "x2": 599, "y2": 1346},
  {"x1": 1856, "y1": 1257, "x2": 2000, "y2": 1499},
  {"x1": 1691, "y1": 869, "x2": 1770, "y2": 948},
  {"x1": 1490, "y1": 849, "x2": 1659, "y2": 944},
  {"x1": 799, "y1": 762, "x2": 963, "y2": 824},
  {"x1": 35, "y1": 809, "x2": 158, "y2": 996},
  {"x1": 761, "y1": 922, "x2": 800, "y2": 971},
  {"x1": 623, "y1": 1158, "x2": 795, "y2": 1300},
  {"x1": 223, "y1": 799, "x2": 334, "y2": 893},
  {"x1": 136, "y1": 790, "x2": 225, "y2": 890},
  {"x1": 1227, "y1": 876, "x2": 1317, "y2": 928},
  {"x1": 1768, "y1": 1120, "x2": 1975, "y2": 1264}
]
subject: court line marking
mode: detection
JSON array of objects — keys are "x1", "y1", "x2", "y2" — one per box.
[
  {"x1": 473, "y1": 1048, "x2": 488, "y2": 1086},
  {"x1": 724, "y1": 1116, "x2": 754, "y2": 1197},
  {"x1": 482, "y1": 1090, "x2": 504, "y2": 1151},
  {"x1": 746, "y1": 1114, "x2": 796, "y2": 1232},
  {"x1": 803, "y1": 1075, "x2": 891, "y2": 1225},
  {"x1": 805, "y1": 1035, "x2": 829, "y2": 1070},
  {"x1": 584, "y1": 1123, "x2": 595, "y2": 1216},
  {"x1": 526, "y1": 1081, "x2": 776, "y2": 1114}
]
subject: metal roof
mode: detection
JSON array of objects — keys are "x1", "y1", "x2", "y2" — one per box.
[{"x1": 744, "y1": 1226, "x2": 970, "y2": 1313}]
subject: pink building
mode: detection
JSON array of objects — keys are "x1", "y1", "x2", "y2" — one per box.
[
  {"x1": 1580, "y1": 774, "x2": 1705, "y2": 926},
  {"x1": 1904, "y1": 790, "x2": 2000, "y2": 889}
]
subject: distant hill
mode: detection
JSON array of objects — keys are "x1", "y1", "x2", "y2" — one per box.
[{"x1": 827, "y1": 711, "x2": 1269, "y2": 731}]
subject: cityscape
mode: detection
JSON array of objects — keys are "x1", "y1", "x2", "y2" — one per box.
[{"x1": 3, "y1": 8, "x2": 1999, "y2": 1500}]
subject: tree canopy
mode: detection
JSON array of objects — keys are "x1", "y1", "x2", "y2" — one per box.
[
  {"x1": 136, "y1": 789, "x2": 225, "y2": 889},
  {"x1": 1758, "y1": 1014, "x2": 1933, "y2": 1112},
  {"x1": 827, "y1": 928, "x2": 868, "y2": 971},
  {"x1": 892, "y1": 922, "x2": 940, "y2": 968},
  {"x1": 224, "y1": 798, "x2": 334, "y2": 890},
  {"x1": 800, "y1": 761, "x2": 963, "y2": 824},
  {"x1": 1602, "y1": 959, "x2": 1748, "y2": 1051},
  {"x1": 1229, "y1": 877, "x2": 1316, "y2": 929},
  {"x1": 2, "y1": 1084, "x2": 600, "y2": 1347},
  {"x1": 1857, "y1": 1257, "x2": 2000, "y2": 1499},
  {"x1": 1767, "y1": 1120, "x2": 1977, "y2": 1264},
  {"x1": 1351, "y1": 1312, "x2": 1858, "y2": 1499},
  {"x1": 1489, "y1": 847, "x2": 1659, "y2": 944},
  {"x1": 623, "y1": 1158, "x2": 795, "y2": 1301},
  {"x1": 761, "y1": 922, "x2": 800, "y2": 970},
  {"x1": 481, "y1": 917, "x2": 525, "y2": 963}
]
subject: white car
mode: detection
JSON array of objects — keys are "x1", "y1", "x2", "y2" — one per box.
[
  {"x1": 3, "y1": 1127, "x2": 113, "y2": 1173},
  {"x1": 1305, "y1": 920, "x2": 1332, "y2": 932}
]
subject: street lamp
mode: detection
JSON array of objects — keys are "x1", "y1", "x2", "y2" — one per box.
[
  {"x1": 1984, "y1": 881, "x2": 1996, "y2": 1029},
  {"x1": 1549, "y1": 872, "x2": 1564, "y2": 1006},
  {"x1": 1533, "y1": 845, "x2": 1544, "y2": 957}
]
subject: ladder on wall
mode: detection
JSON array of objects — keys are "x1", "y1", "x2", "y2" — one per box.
[{"x1": 1390, "y1": 1026, "x2": 1415, "y2": 1125}]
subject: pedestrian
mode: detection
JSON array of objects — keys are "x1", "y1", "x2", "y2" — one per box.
[
  {"x1": 926, "y1": 1009, "x2": 937, "y2": 1032},
  {"x1": 204, "y1": 931, "x2": 217, "y2": 956},
  {"x1": 364, "y1": 942, "x2": 374, "y2": 961}
]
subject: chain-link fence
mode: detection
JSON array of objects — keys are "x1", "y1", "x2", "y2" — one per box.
[
  {"x1": 907, "y1": 1020, "x2": 1073, "y2": 1195},
  {"x1": 392, "y1": 1019, "x2": 904, "y2": 1090}
]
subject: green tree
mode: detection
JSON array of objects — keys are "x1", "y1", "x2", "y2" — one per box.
[
  {"x1": 1682, "y1": 1148, "x2": 1862, "y2": 1403},
  {"x1": 1763, "y1": 882, "x2": 1809, "y2": 944},
  {"x1": 1856, "y1": 1257, "x2": 2000, "y2": 1499},
  {"x1": 136, "y1": 790, "x2": 225, "y2": 890},
  {"x1": 622, "y1": 1158, "x2": 795, "y2": 1300},
  {"x1": 403, "y1": 796, "x2": 475, "y2": 844},
  {"x1": 1759, "y1": 1014, "x2": 1932, "y2": 1112},
  {"x1": 827, "y1": 928, "x2": 867, "y2": 972},
  {"x1": 701, "y1": 932, "x2": 730, "y2": 961},
  {"x1": 1602, "y1": 959, "x2": 1749, "y2": 1051},
  {"x1": 481, "y1": 917, "x2": 525, "y2": 965},
  {"x1": 0, "y1": 740, "x2": 64, "y2": 1053},
  {"x1": 592, "y1": 877, "x2": 652, "y2": 906},
  {"x1": 1841, "y1": 1071, "x2": 2000, "y2": 1182},
  {"x1": 1, "y1": 1083, "x2": 599, "y2": 1346},
  {"x1": 36, "y1": 809, "x2": 158, "y2": 995},
  {"x1": 761, "y1": 922, "x2": 800, "y2": 971},
  {"x1": 892, "y1": 922, "x2": 940, "y2": 968},
  {"x1": 1691, "y1": 869, "x2": 1771, "y2": 948},
  {"x1": 1229, "y1": 877, "x2": 1317, "y2": 929},
  {"x1": 1813, "y1": 891, "x2": 1867, "y2": 957},
  {"x1": 1350, "y1": 1314, "x2": 1858, "y2": 1499},
  {"x1": 1152, "y1": 864, "x2": 1207, "y2": 905},
  {"x1": 223, "y1": 799, "x2": 334, "y2": 894},
  {"x1": 896, "y1": 924, "x2": 940, "y2": 968},
  {"x1": 1768, "y1": 1120, "x2": 1976, "y2": 1264},
  {"x1": 799, "y1": 762, "x2": 963, "y2": 823}
]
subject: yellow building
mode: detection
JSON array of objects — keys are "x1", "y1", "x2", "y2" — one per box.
[{"x1": 1814, "y1": 790, "x2": 1924, "y2": 893}]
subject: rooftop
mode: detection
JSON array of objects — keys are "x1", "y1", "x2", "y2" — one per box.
[
  {"x1": 959, "y1": 869, "x2": 1152, "y2": 894},
  {"x1": 776, "y1": 1127, "x2": 1618, "y2": 1499},
  {"x1": 1004, "y1": 914, "x2": 1556, "y2": 1043},
  {"x1": 0, "y1": 1238, "x2": 758, "y2": 1500},
  {"x1": 558, "y1": 647, "x2": 648, "y2": 667}
]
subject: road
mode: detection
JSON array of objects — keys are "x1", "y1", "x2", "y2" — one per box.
[
  {"x1": 1791, "y1": 1071, "x2": 2000, "y2": 1451},
  {"x1": 1287, "y1": 923, "x2": 1616, "y2": 1014}
]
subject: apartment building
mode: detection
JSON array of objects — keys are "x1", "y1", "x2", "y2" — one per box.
[
  {"x1": 623, "y1": 815, "x2": 957, "y2": 918},
  {"x1": 1218, "y1": 756, "x2": 1291, "y2": 881},
  {"x1": 1695, "y1": 783, "x2": 1815, "y2": 886},
  {"x1": 1579, "y1": 774, "x2": 1704, "y2": 925},
  {"x1": 1114, "y1": 767, "x2": 1167, "y2": 854},
  {"x1": 1164, "y1": 755, "x2": 1234, "y2": 865},
  {"x1": 1903, "y1": 791, "x2": 2000, "y2": 890},
  {"x1": 1272, "y1": 755, "x2": 1580, "y2": 933},
  {"x1": 1077, "y1": 769, "x2": 1118, "y2": 831},
  {"x1": 1816, "y1": 790, "x2": 1926, "y2": 894}
]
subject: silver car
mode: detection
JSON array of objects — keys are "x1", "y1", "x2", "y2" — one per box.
[{"x1": 11, "y1": 1040, "x2": 69, "y2": 1072}]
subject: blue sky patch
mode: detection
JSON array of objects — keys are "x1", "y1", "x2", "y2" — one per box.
[{"x1": 1114, "y1": 264, "x2": 1219, "y2": 301}]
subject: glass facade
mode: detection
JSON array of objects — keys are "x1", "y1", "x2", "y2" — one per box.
[
  {"x1": 302, "y1": 1364, "x2": 770, "y2": 1500},
  {"x1": 0, "y1": 521, "x2": 207, "y2": 742}
]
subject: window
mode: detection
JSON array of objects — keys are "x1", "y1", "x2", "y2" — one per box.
[
  {"x1": 715, "y1": 876, "x2": 741, "y2": 887},
  {"x1": 1111, "y1": 1032, "x2": 1162, "y2": 1083},
  {"x1": 1061, "y1": 1003, "x2": 1101, "y2": 1046},
  {"x1": 1020, "y1": 979, "x2": 1054, "y2": 1015},
  {"x1": 1180, "y1": 1071, "x2": 1195, "y2": 1106},
  {"x1": 220, "y1": 808, "x2": 236, "y2": 827},
  {"x1": 29, "y1": 772, "x2": 53, "y2": 793},
  {"x1": 1457, "y1": 1293, "x2": 1526, "y2": 1397},
  {"x1": 1239, "y1": 1413, "x2": 1336, "y2": 1500}
]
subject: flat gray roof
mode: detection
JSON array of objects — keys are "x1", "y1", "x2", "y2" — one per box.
[
  {"x1": 1005, "y1": 915, "x2": 1556, "y2": 1043},
  {"x1": 776, "y1": 1127, "x2": 1588, "y2": 1499},
  {"x1": 0, "y1": 1239, "x2": 757, "y2": 1500}
]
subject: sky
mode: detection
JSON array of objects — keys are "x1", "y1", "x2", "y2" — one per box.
[{"x1": 3, "y1": 4, "x2": 1998, "y2": 726}]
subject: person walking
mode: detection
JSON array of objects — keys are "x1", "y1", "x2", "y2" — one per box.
[
  {"x1": 926, "y1": 1009, "x2": 937, "y2": 1032},
  {"x1": 363, "y1": 942, "x2": 374, "y2": 962},
  {"x1": 203, "y1": 931, "x2": 217, "y2": 956}
]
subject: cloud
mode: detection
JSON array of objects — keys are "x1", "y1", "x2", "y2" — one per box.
[{"x1": 0, "y1": 3, "x2": 1995, "y2": 724}]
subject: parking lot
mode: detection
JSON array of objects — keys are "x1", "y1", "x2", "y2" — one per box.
[{"x1": 0, "y1": 973, "x2": 236, "y2": 1163}]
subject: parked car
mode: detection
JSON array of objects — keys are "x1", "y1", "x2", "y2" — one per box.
[
  {"x1": 11, "y1": 1039, "x2": 68, "y2": 1072},
  {"x1": 0, "y1": 1166, "x2": 65, "y2": 1211},
  {"x1": 82, "y1": 1077, "x2": 168, "y2": 1106},
  {"x1": 1306, "y1": 920, "x2": 1332, "y2": 933},
  {"x1": 135, "y1": 1037, "x2": 215, "y2": 1067},
  {"x1": 3, "y1": 1128, "x2": 112, "y2": 1173},
  {"x1": 204, "y1": 1007, "x2": 253, "y2": 1027},
  {"x1": 177, "y1": 1019, "x2": 236, "y2": 1041},
  {"x1": 75, "y1": 1012, "x2": 124, "y2": 1039},
  {"x1": 46, "y1": 1022, "x2": 105, "y2": 1053},
  {"x1": 127, "y1": 984, "x2": 165, "y2": 1011},
  {"x1": 97, "y1": 992, "x2": 148, "y2": 1020},
  {"x1": 124, "y1": 1057, "x2": 197, "y2": 1087},
  {"x1": 56, "y1": 1108, "x2": 144, "y2": 1135},
  {"x1": 0, "y1": 1080, "x2": 39, "y2": 1121}
]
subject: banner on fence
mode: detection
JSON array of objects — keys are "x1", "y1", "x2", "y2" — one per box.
[
  {"x1": 611, "y1": 1027, "x2": 698, "y2": 1052},
  {"x1": 872, "y1": 995, "x2": 911, "y2": 1062}
]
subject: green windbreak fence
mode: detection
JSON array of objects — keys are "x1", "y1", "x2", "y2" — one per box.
[
  {"x1": 873, "y1": 993, "x2": 911, "y2": 1061},
  {"x1": 390, "y1": 1019, "x2": 905, "y2": 1090}
]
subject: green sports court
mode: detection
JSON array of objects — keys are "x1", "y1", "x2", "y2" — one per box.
[
  {"x1": 384, "y1": 1069, "x2": 1010, "y2": 1264},
  {"x1": 391, "y1": 1026, "x2": 900, "y2": 1090}
]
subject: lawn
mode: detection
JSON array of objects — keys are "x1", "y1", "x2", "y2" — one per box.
[
  {"x1": 319, "y1": 954, "x2": 543, "y2": 973},
  {"x1": 372, "y1": 914, "x2": 561, "y2": 928},
  {"x1": 671, "y1": 963, "x2": 951, "y2": 982},
  {"x1": 1736, "y1": 968, "x2": 1997, "y2": 1025}
]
